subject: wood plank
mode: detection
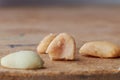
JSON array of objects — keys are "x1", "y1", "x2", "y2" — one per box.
[{"x1": 0, "y1": 7, "x2": 120, "y2": 80}]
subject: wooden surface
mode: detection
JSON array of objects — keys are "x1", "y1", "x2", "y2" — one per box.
[{"x1": 0, "y1": 6, "x2": 120, "y2": 80}]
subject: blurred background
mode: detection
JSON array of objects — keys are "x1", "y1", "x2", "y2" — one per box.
[
  {"x1": 0, "y1": 0, "x2": 120, "y2": 6},
  {"x1": 0, "y1": 0, "x2": 120, "y2": 49}
]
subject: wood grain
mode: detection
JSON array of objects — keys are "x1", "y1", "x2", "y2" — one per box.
[{"x1": 0, "y1": 6, "x2": 120, "y2": 80}]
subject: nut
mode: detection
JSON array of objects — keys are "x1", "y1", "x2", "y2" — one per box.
[
  {"x1": 46, "y1": 33, "x2": 76, "y2": 60},
  {"x1": 37, "y1": 33, "x2": 56, "y2": 54},
  {"x1": 1, "y1": 51, "x2": 44, "y2": 69},
  {"x1": 79, "y1": 41, "x2": 120, "y2": 58}
]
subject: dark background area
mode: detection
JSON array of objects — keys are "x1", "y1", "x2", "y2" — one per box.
[{"x1": 0, "y1": 0, "x2": 120, "y2": 6}]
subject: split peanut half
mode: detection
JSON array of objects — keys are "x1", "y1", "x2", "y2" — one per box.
[
  {"x1": 79, "y1": 41, "x2": 120, "y2": 58},
  {"x1": 37, "y1": 33, "x2": 56, "y2": 54},
  {"x1": 46, "y1": 33, "x2": 76, "y2": 60}
]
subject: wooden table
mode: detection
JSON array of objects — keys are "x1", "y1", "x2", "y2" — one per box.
[{"x1": 0, "y1": 6, "x2": 120, "y2": 80}]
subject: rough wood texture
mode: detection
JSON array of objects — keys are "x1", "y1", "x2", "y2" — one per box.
[{"x1": 0, "y1": 6, "x2": 120, "y2": 80}]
